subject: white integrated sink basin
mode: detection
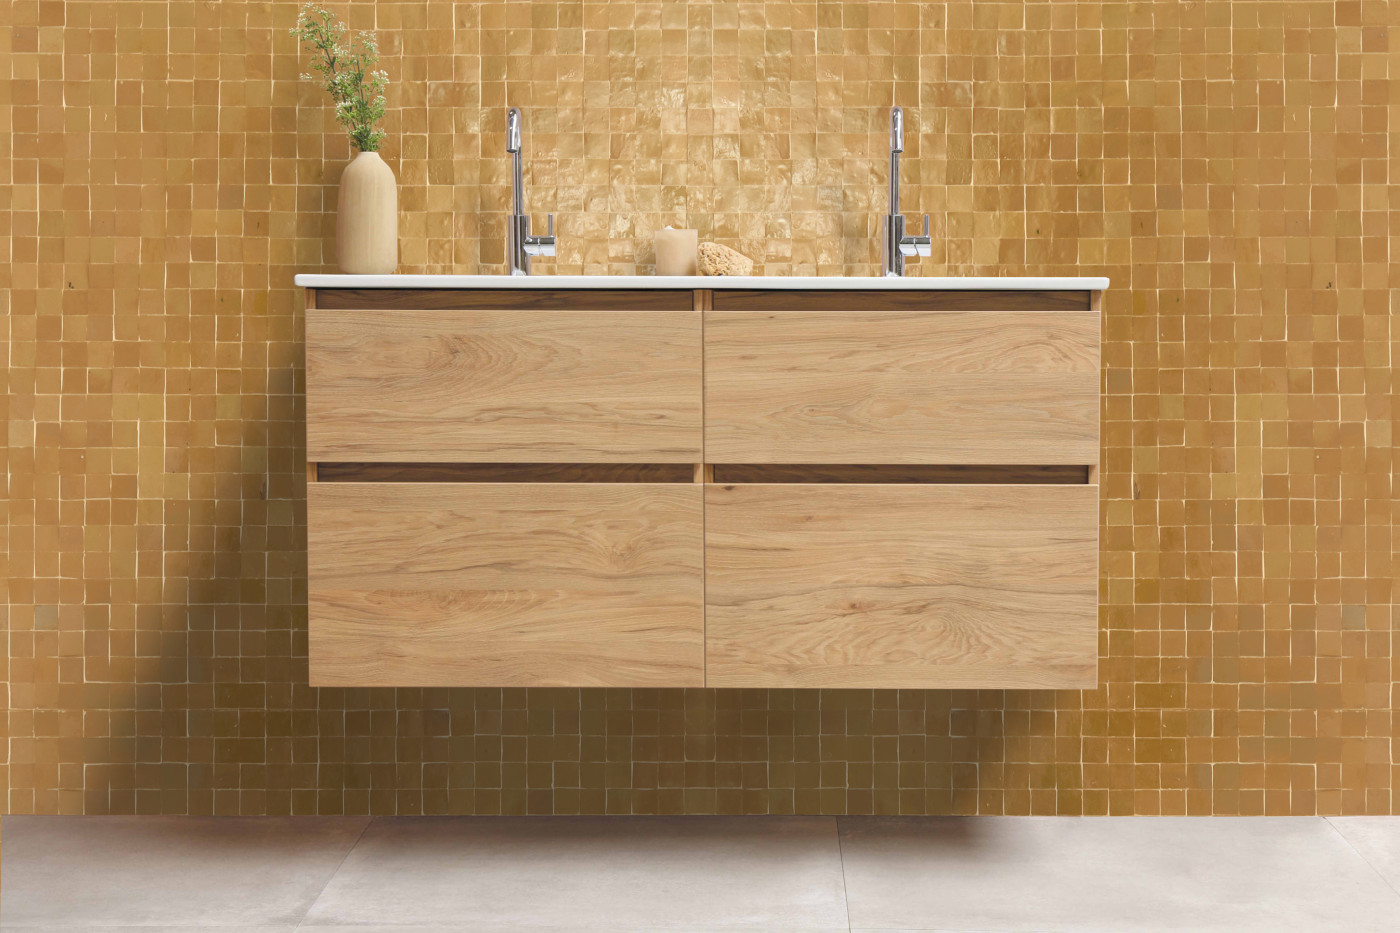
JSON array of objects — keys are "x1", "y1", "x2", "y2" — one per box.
[{"x1": 294, "y1": 274, "x2": 1110, "y2": 291}]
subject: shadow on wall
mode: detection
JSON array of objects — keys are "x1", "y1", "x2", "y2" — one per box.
[{"x1": 4, "y1": 372, "x2": 1096, "y2": 816}]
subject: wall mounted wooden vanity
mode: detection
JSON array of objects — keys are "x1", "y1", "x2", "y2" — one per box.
[{"x1": 297, "y1": 275, "x2": 1106, "y2": 691}]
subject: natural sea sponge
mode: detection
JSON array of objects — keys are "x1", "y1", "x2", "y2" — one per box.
[{"x1": 697, "y1": 241, "x2": 755, "y2": 276}]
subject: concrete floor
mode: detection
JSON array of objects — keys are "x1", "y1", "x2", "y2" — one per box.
[{"x1": 2, "y1": 815, "x2": 1398, "y2": 932}]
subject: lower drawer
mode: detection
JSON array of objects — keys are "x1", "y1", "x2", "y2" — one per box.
[
  {"x1": 704, "y1": 483, "x2": 1099, "y2": 689},
  {"x1": 308, "y1": 483, "x2": 704, "y2": 687}
]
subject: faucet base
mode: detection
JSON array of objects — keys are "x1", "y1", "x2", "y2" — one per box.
[
  {"x1": 881, "y1": 215, "x2": 906, "y2": 278},
  {"x1": 881, "y1": 213, "x2": 932, "y2": 278}
]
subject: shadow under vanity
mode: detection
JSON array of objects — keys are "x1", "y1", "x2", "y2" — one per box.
[{"x1": 296, "y1": 277, "x2": 1105, "y2": 691}]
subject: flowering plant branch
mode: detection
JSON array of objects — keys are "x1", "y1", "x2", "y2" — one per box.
[{"x1": 291, "y1": 4, "x2": 389, "y2": 152}]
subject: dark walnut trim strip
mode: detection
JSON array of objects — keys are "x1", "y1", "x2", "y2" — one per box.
[
  {"x1": 312, "y1": 289, "x2": 695, "y2": 311},
  {"x1": 710, "y1": 464, "x2": 1091, "y2": 485},
  {"x1": 317, "y1": 463, "x2": 1091, "y2": 485},
  {"x1": 710, "y1": 290, "x2": 1091, "y2": 313},
  {"x1": 316, "y1": 462, "x2": 697, "y2": 483}
]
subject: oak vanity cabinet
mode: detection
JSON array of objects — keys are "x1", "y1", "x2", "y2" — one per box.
[{"x1": 304, "y1": 285, "x2": 1101, "y2": 690}]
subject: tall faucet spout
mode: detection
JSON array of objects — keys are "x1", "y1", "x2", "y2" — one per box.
[
  {"x1": 506, "y1": 107, "x2": 522, "y2": 153},
  {"x1": 505, "y1": 107, "x2": 557, "y2": 276},
  {"x1": 507, "y1": 107, "x2": 524, "y2": 216},
  {"x1": 888, "y1": 106, "x2": 903, "y2": 217},
  {"x1": 880, "y1": 105, "x2": 930, "y2": 277}
]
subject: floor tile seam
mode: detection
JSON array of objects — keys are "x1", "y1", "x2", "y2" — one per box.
[
  {"x1": 295, "y1": 816, "x2": 376, "y2": 931},
  {"x1": 1322, "y1": 816, "x2": 1400, "y2": 902},
  {"x1": 833, "y1": 816, "x2": 855, "y2": 933}
]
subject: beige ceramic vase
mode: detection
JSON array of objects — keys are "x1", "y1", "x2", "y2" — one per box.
[{"x1": 336, "y1": 150, "x2": 398, "y2": 274}]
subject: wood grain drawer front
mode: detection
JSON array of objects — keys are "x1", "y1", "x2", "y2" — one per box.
[
  {"x1": 307, "y1": 309, "x2": 703, "y2": 462},
  {"x1": 705, "y1": 484, "x2": 1099, "y2": 689},
  {"x1": 704, "y1": 309, "x2": 1100, "y2": 464},
  {"x1": 308, "y1": 483, "x2": 704, "y2": 687}
]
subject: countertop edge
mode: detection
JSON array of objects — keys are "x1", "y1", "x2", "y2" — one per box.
[{"x1": 294, "y1": 274, "x2": 1111, "y2": 291}]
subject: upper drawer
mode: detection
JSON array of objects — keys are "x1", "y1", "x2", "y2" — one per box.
[
  {"x1": 307, "y1": 307, "x2": 703, "y2": 462},
  {"x1": 704, "y1": 299, "x2": 1100, "y2": 464}
]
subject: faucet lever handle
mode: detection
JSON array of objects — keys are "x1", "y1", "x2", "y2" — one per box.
[
  {"x1": 547, "y1": 213, "x2": 554, "y2": 238},
  {"x1": 917, "y1": 214, "x2": 932, "y2": 257}
]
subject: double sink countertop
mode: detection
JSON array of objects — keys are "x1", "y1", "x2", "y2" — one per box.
[{"x1": 294, "y1": 274, "x2": 1111, "y2": 291}]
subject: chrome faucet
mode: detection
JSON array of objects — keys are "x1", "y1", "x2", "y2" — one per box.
[
  {"x1": 880, "y1": 106, "x2": 931, "y2": 277},
  {"x1": 506, "y1": 107, "x2": 556, "y2": 276}
]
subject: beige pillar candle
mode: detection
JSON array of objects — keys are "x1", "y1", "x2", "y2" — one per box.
[{"x1": 654, "y1": 226, "x2": 698, "y2": 276}]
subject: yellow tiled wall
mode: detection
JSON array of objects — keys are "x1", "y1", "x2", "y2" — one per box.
[{"x1": 3, "y1": 0, "x2": 1397, "y2": 817}]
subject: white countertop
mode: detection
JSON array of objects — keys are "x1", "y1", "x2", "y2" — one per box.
[{"x1": 295, "y1": 274, "x2": 1109, "y2": 291}]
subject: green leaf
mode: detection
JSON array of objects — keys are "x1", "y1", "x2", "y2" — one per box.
[{"x1": 291, "y1": 3, "x2": 390, "y2": 152}]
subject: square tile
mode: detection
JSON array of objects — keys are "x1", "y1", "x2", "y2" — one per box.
[
  {"x1": 838, "y1": 816, "x2": 1400, "y2": 932},
  {"x1": 303, "y1": 815, "x2": 848, "y2": 931},
  {"x1": 1328, "y1": 818, "x2": 1400, "y2": 894},
  {"x1": 0, "y1": 816, "x2": 369, "y2": 928}
]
